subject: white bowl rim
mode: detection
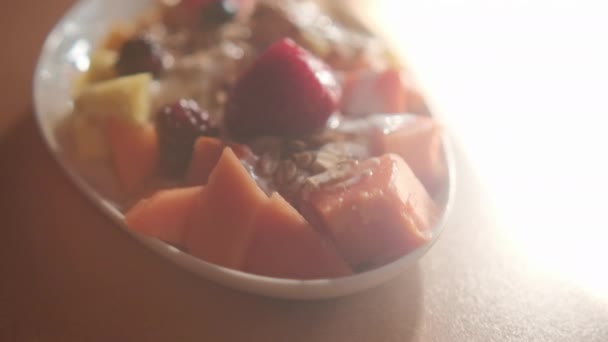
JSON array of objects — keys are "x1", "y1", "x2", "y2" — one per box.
[{"x1": 32, "y1": 0, "x2": 456, "y2": 300}]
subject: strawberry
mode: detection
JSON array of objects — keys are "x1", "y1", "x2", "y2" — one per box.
[{"x1": 224, "y1": 38, "x2": 341, "y2": 138}]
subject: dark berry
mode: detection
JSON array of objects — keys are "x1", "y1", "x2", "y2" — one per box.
[
  {"x1": 156, "y1": 99, "x2": 218, "y2": 178},
  {"x1": 225, "y1": 38, "x2": 340, "y2": 138},
  {"x1": 181, "y1": 0, "x2": 214, "y2": 9},
  {"x1": 200, "y1": 0, "x2": 239, "y2": 28},
  {"x1": 116, "y1": 36, "x2": 167, "y2": 77}
]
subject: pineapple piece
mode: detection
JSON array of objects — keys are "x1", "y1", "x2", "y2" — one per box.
[
  {"x1": 74, "y1": 73, "x2": 152, "y2": 124},
  {"x1": 71, "y1": 116, "x2": 108, "y2": 161},
  {"x1": 73, "y1": 49, "x2": 119, "y2": 94},
  {"x1": 86, "y1": 49, "x2": 118, "y2": 83}
]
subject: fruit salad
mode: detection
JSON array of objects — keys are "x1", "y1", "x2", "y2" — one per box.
[{"x1": 60, "y1": 0, "x2": 448, "y2": 279}]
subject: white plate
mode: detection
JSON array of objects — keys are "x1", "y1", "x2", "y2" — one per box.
[{"x1": 33, "y1": 0, "x2": 455, "y2": 300}]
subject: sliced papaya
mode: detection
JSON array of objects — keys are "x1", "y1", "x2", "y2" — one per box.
[
  {"x1": 341, "y1": 69, "x2": 407, "y2": 116},
  {"x1": 125, "y1": 186, "x2": 203, "y2": 246},
  {"x1": 185, "y1": 148, "x2": 268, "y2": 269},
  {"x1": 105, "y1": 117, "x2": 159, "y2": 195},
  {"x1": 301, "y1": 154, "x2": 438, "y2": 270},
  {"x1": 184, "y1": 137, "x2": 225, "y2": 186},
  {"x1": 371, "y1": 115, "x2": 446, "y2": 193},
  {"x1": 244, "y1": 193, "x2": 352, "y2": 279},
  {"x1": 185, "y1": 137, "x2": 256, "y2": 186}
]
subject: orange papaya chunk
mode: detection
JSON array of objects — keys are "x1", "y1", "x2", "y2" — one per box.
[
  {"x1": 185, "y1": 148, "x2": 268, "y2": 269},
  {"x1": 184, "y1": 137, "x2": 224, "y2": 186},
  {"x1": 371, "y1": 115, "x2": 446, "y2": 193},
  {"x1": 105, "y1": 117, "x2": 159, "y2": 195},
  {"x1": 341, "y1": 68, "x2": 431, "y2": 116},
  {"x1": 125, "y1": 186, "x2": 202, "y2": 246},
  {"x1": 244, "y1": 193, "x2": 352, "y2": 279},
  {"x1": 185, "y1": 137, "x2": 255, "y2": 186},
  {"x1": 341, "y1": 69, "x2": 407, "y2": 116},
  {"x1": 301, "y1": 154, "x2": 438, "y2": 270}
]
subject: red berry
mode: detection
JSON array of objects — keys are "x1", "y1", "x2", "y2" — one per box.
[
  {"x1": 116, "y1": 36, "x2": 167, "y2": 77},
  {"x1": 224, "y1": 38, "x2": 341, "y2": 138},
  {"x1": 156, "y1": 99, "x2": 218, "y2": 178}
]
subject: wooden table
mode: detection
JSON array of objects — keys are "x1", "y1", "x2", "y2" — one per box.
[{"x1": 2, "y1": 1, "x2": 607, "y2": 341}]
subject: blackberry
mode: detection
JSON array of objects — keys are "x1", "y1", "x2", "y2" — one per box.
[
  {"x1": 200, "y1": 0, "x2": 239, "y2": 28},
  {"x1": 156, "y1": 99, "x2": 218, "y2": 178},
  {"x1": 116, "y1": 35, "x2": 167, "y2": 77}
]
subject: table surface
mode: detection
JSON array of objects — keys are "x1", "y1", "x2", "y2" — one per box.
[{"x1": 2, "y1": 1, "x2": 608, "y2": 341}]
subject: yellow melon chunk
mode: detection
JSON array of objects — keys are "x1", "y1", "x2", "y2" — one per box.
[{"x1": 75, "y1": 73, "x2": 152, "y2": 124}]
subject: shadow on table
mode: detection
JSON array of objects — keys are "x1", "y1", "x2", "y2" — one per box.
[{"x1": 157, "y1": 265, "x2": 424, "y2": 342}]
